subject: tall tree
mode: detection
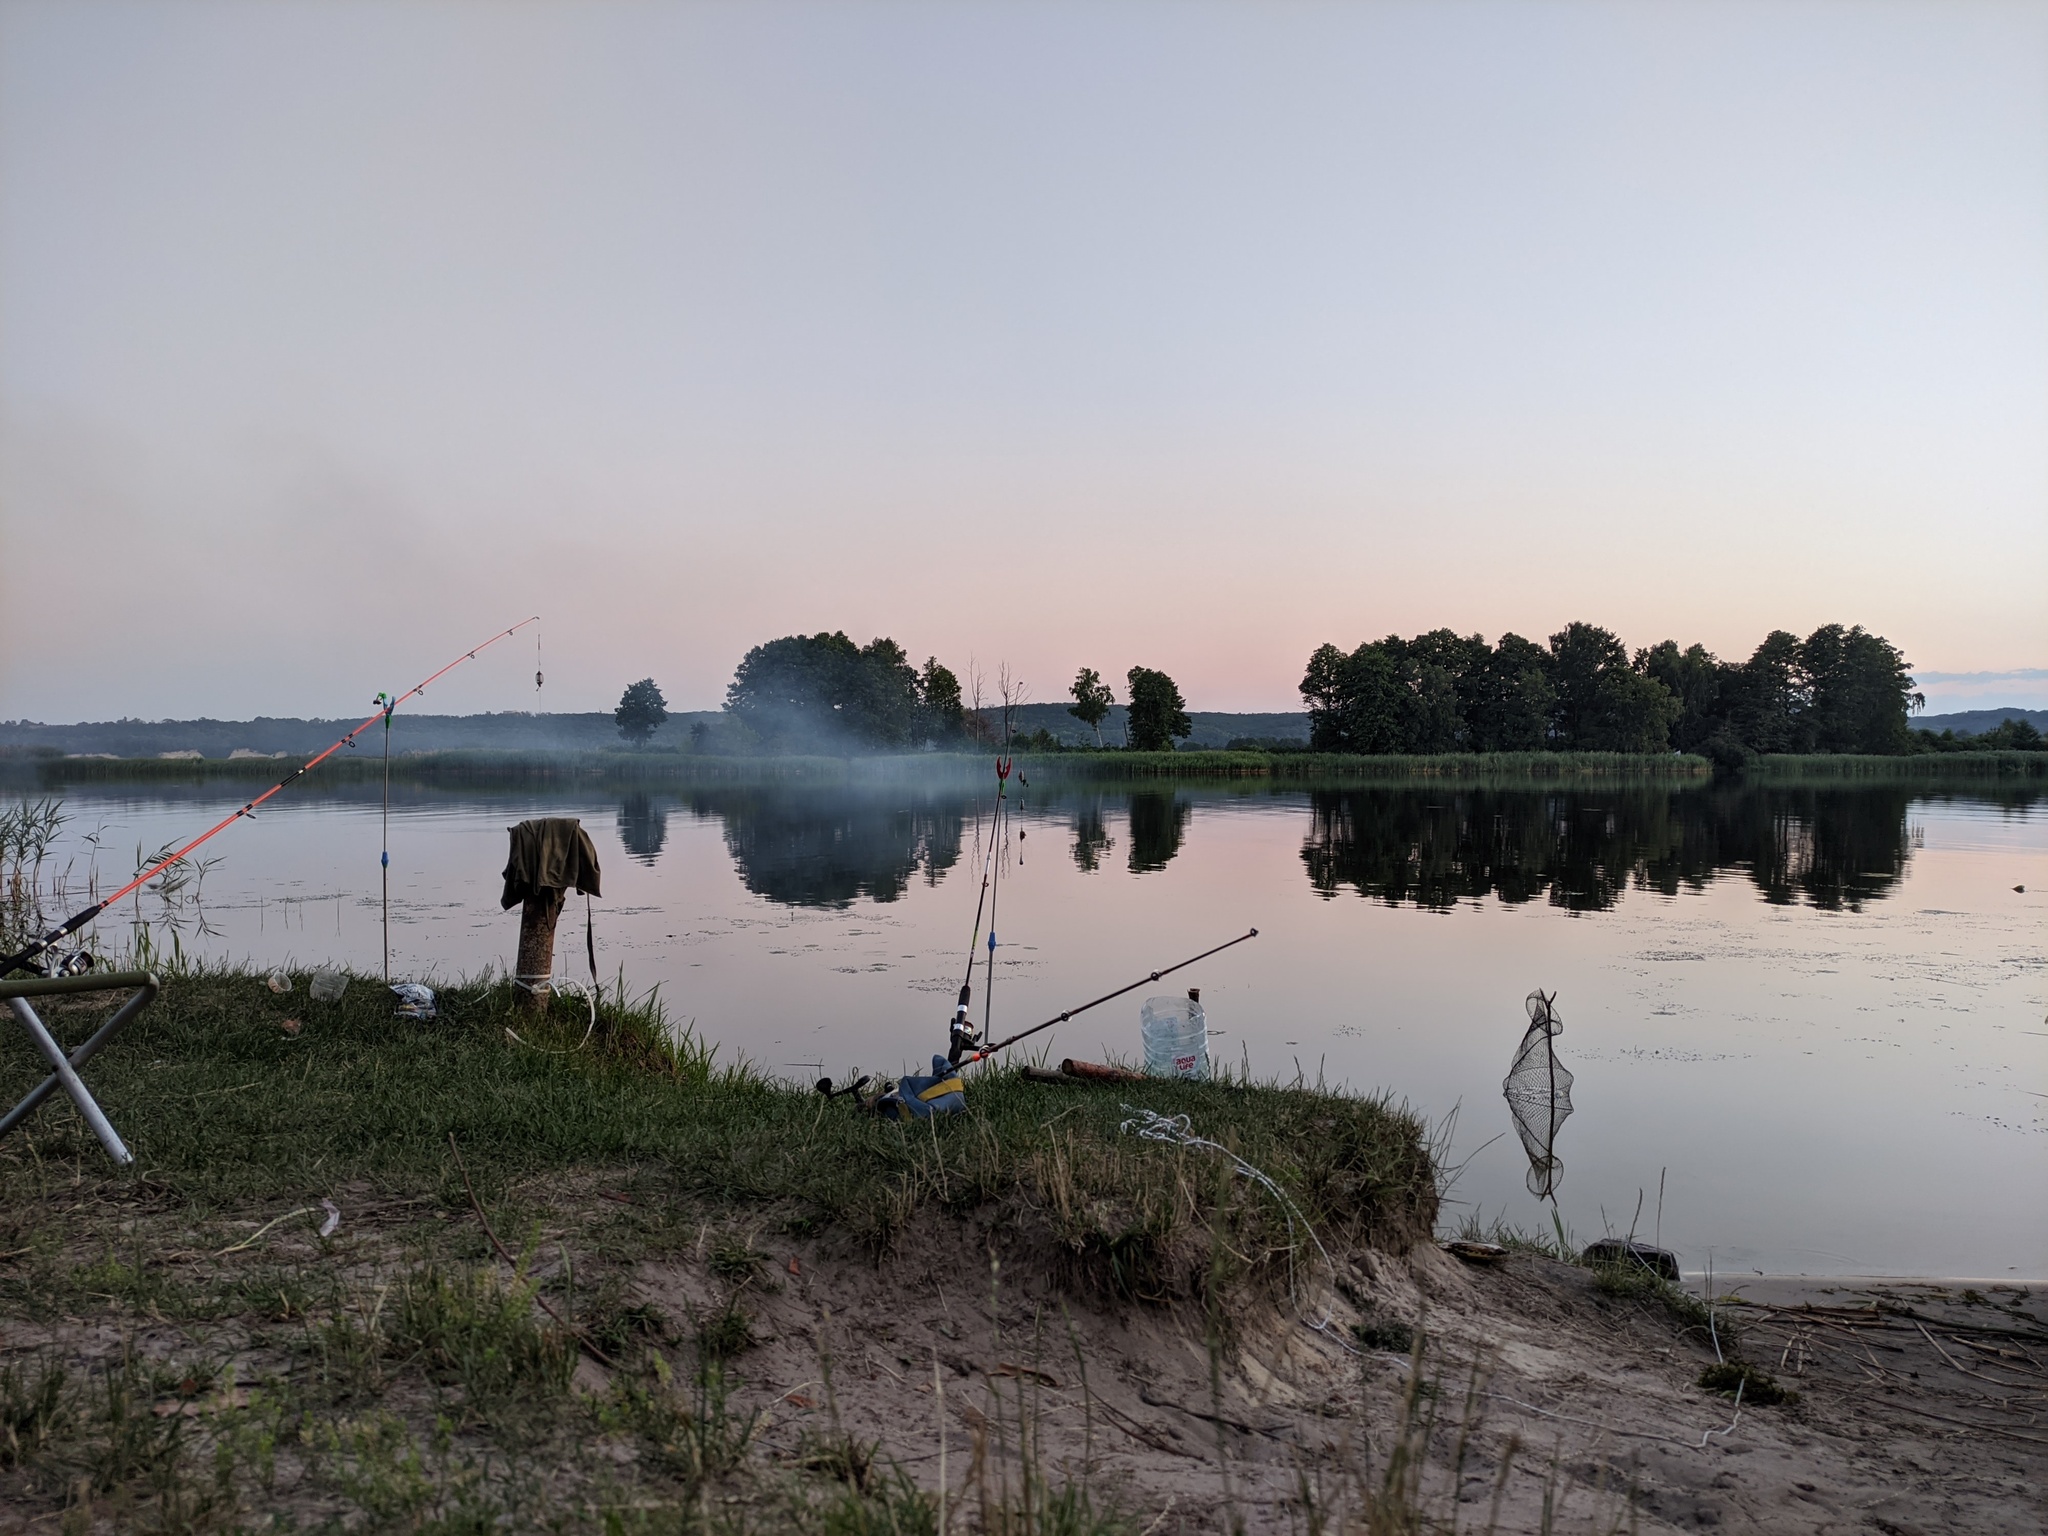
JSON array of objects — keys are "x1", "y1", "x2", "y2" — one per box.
[
  {"x1": 1067, "y1": 667, "x2": 1115, "y2": 747},
  {"x1": 1638, "y1": 641, "x2": 1724, "y2": 754},
  {"x1": 1466, "y1": 634, "x2": 1554, "y2": 752},
  {"x1": 1726, "y1": 630, "x2": 1806, "y2": 754},
  {"x1": 916, "y1": 657, "x2": 965, "y2": 743},
  {"x1": 1125, "y1": 666, "x2": 1192, "y2": 751},
  {"x1": 1546, "y1": 623, "x2": 1678, "y2": 752},
  {"x1": 614, "y1": 678, "x2": 669, "y2": 744},
  {"x1": 724, "y1": 631, "x2": 921, "y2": 748},
  {"x1": 1300, "y1": 641, "x2": 1409, "y2": 753},
  {"x1": 1407, "y1": 629, "x2": 1484, "y2": 752},
  {"x1": 1798, "y1": 625, "x2": 1920, "y2": 754}
]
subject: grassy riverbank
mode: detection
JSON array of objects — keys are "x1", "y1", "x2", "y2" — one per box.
[
  {"x1": 5, "y1": 745, "x2": 1714, "y2": 789},
  {"x1": 1740, "y1": 750, "x2": 2046, "y2": 783},
  {"x1": 0, "y1": 965, "x2": 1438, "y2": 1531}
]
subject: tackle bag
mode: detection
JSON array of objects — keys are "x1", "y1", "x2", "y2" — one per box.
[{"x1": 874, "y1": 1056, "x2": 966, "y2": 1120}]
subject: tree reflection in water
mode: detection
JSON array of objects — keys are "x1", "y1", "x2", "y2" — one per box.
[
  {"x1": 1071, "y1": 796, "x2": 1116, "y2": 872},
  {"x1": 1126, "y1": 792, "x2": 1191, "y2": 874},
  {"x1": 616, "y1": 793, "x2": 669, "y2": 866},
  {"x1": 698, "y1": 788, "x2": 964, "y2": 908},
  {"x1": 1300, "y1": 786, "x2": 1935, "y2": 912},
  {"x1": 672, "y1": 780, "x2": 2017, "y2": 913}
]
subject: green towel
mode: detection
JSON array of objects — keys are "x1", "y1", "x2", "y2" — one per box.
[{"x1": 500, "y1": 818, "x2": 603, "y2": 909}]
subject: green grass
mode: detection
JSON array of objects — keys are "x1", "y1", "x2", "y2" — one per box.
[
  {"x1": 1016, "y1": 748, "x2": 1714, "y2": 781},
  {"x1": 8, "y1": 744, "x2": 1717, "y2": 793},
  {"x1": 0, "y1": 963, "x2": 1445, "y2": 1531},
  {"x1": 31, "y1": 743, "x2": 2048, "y2": 791},
  {"x1": 1741, "y1": 751, "x2": 2047, "y2": 782},
  {"x1": 1, "y1": 966, "x2": 1437, "y2": 1305}
]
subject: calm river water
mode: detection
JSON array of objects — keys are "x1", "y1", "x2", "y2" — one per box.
[{"x1": 17, "y1": 776, "x2": 2045, "y2": 1279}]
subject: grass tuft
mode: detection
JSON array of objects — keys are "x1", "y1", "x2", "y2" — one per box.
[
  {"x1": 387, "y1": 1264, "x2": 576, "y2": 1410},
  {"x1": 1698, "y1": 1360, "x2": 1794, "y2": 1405}
]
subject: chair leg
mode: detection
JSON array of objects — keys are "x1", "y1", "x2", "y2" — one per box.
[
  {"x1": 0, "y1": 981, "x2": 156, "y2": 1140},
  {"x1": 7, "y1": 998, "x2": 133, "y2": 1166}
]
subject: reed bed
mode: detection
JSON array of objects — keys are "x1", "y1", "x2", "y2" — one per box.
[
  {"x1": 1741, "y1": 750, "x2": 2047, "y2": 782},
  {"x1": 10, "y1": 745, "x2": 1716, "y2": 790}
]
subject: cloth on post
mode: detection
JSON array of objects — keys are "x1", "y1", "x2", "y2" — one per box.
[{"x1": 500, "y1": 818, "x2": 603, "y2": 909}]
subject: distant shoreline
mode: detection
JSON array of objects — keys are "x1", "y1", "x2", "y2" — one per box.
[{"x1": 4, "y1": 746, "x2": 2040, "y2": 789}]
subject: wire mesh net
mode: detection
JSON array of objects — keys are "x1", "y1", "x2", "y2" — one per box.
[{"x1": 1502, "y1": 988, "x2": 1574, "y2": 1199}]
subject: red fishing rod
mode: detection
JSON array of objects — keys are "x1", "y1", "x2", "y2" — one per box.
[{"x1": 2, "y1": 616, "x2": 542, "y2": 978}]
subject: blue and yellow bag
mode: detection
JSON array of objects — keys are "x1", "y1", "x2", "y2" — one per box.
[{"x1": 875, "y1": 1055, "x2": 966, "y2": 1120}]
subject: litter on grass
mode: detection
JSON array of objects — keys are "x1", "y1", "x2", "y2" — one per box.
[{"x1": 390, "y1": 983, "x2": 437, "y2": 1021}]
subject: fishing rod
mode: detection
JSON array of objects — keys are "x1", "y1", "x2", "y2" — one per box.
[
  {"x1": 952, "y1": 927, "x2": 1258, "y2": 1066},
  {"x1": 947, "y1": 756, "x2": 1011, "y2": 1063},
  {"x1": 1, "y1": 617, "x2": 543, "y2": 979}
]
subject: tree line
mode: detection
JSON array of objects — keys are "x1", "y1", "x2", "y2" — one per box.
[
  {"x1": 702, "y1": 632, "x2": 1200, "y2": 753},
  {"x1": 1301, "y1": 622, "x2": 1925, "y2": 762},
  {"x1": 615, "y1": 620, "x2": 2026, "y2": 760}
]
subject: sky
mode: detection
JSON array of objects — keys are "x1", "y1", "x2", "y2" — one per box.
[{"x1": 2, "y1": 0, "x2": 2044, "y2": 722}]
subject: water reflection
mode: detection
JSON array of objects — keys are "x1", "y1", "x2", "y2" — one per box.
[
  {"x1": 1072, "y1": 797, "x2": 1116, "y2": 872},
  {"x1": 1300, "y1": 786, "x2": 1934, "y2": 912},
  {"x1": 1127, "y1": 792, "x2": 1191, "y2": 874},
  {"x1": 695, "y1": 789, "x2": 964, "y2": 908},
  {"x1": 650, "y1": 780, "x2": 2005, "y2": 913},
  {"x1": 617, "y1": 793, "x2": 669, "y2": 865}
]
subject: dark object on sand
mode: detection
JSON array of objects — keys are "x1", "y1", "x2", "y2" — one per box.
[
  {"x1": 1582, "y1": 1238, "x2": 1681, "y2": 1281},
  {"x1": 1440, "y1": 1240, "x2": 1510, "y2": 1265},
  {"x1": 1698, "y1": 1360, "x2": 1793, "y2": 1405},
  {"x1": 1503, "y1": 989, "x2": 1573, "y2": 1199}
]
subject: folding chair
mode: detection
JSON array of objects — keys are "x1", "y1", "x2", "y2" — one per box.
[{"x1": 0, "y1": 970, "x2": 160, "y2": 1167}]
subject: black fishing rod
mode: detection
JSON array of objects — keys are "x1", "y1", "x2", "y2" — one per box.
[
  {"x1": 1, "y1": 617, "x2": 542, "y2": 979},
  {"x1": 953, "y1": 927, "x2": 1259, "y2": 1066}
]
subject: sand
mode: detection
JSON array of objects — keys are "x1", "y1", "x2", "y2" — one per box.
[{"x1": 637, "y1": 1230, "x2": 2046, "y2": 1534}]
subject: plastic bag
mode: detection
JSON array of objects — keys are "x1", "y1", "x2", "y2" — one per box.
[{"x1": 390, "y1": 983, "x2": 437, "y2": 1021}]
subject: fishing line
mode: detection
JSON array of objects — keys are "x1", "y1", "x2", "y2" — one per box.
[
  {"x1": 982, "y1": 778, "x2": 1008, "y2": 1043},
  {"x1": 960, "y1": 927, "x2": 1259, "y2": 1066},
  {"x1": 1, "y1": 616, "x2": 544, "y2": 978},
  {"x1": 948, "y1": 756, "x2": 1011, "y2": 1059}
]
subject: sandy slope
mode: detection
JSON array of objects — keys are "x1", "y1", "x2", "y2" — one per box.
[{"x1": 633, "y1": 1228, "x2": 2046, "y2": 1534}]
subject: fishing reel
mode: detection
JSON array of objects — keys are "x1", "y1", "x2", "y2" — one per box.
[
  {"x1": 946, "y1": 982, "x2": 980, "y2": 1065},
  {"x1": 43, "y1": 949, "x2": 95, "y2": 978}
]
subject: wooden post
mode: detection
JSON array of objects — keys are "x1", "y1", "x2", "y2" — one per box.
[{"x1": 514, "y1": 889, "x2": 566, "y2": 1013}]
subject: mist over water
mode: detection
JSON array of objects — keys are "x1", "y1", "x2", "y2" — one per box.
[{"x1": 13, "y1": 774, "x2": 2044, "y2": 1278}]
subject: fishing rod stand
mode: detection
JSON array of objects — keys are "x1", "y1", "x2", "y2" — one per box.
[{"x1": 0, "y1": 969, "x2": 160, "y2": 1167}]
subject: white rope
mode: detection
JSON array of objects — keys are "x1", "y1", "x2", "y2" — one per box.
[
  {"x1": 506, "y1": 893, "x2": 599, "y2": 1052},
  {"x1": 1118, "y1": 1105, "x2": 1361, "y2": 1355}
]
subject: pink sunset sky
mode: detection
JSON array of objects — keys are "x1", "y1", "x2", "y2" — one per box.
[{"x1": 2, "y1": 1, "x2": 2043, "y2": 721}]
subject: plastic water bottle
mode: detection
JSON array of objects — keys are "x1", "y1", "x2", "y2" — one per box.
[{"x1": 1141, "y1": 988, "x2": 1208, "y2": 1080}]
